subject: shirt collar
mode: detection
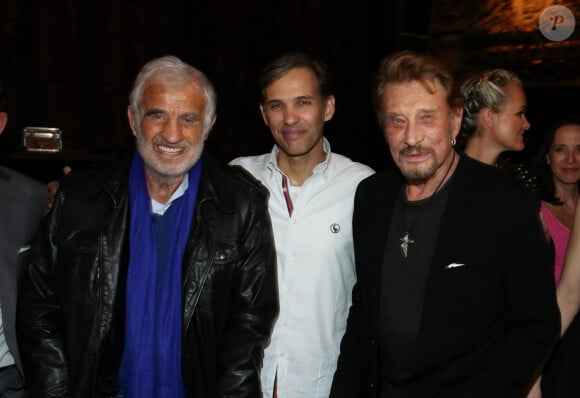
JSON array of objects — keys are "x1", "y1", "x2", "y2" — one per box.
[
  {"x1": 266, "y1": 137, "x2": 333, "y2": 182},
  {"x1": 151, "y1": 173, "x2": 189, "y2": 215}
]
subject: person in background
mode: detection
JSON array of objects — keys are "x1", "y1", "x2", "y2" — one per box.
[
  {"x1": 331, "y1": 51, "x2": 559, "y2": 398},
  {"x1": 532, "y1": 115, "x2": 580, "y2": 283},
  {"x1": 530, "y1": 116, "x2": 580, "y2": 398},
  {"x1": 46, "y1": 166, "x2": 71, "y2": 210},
  {"x1": 557, "y1": 195, "x2": 580, "y2": 334},
  {"x1": 459, "y1": 68, "x2": 537, "y2": 191},
  {"x1": 16, "y1": 55, "x2": 278, "y2": 398},
  {"x1": 231, "y1": 52, "x2": 374, "y2": 398},
  {"x1": 0, "y1": 79, "x2": 46, "y2": 398},
  {"x1": 2, "y1": 83, "x2": 78, "y2": 398}
]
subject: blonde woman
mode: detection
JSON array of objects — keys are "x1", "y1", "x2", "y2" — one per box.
[
  {"x1": 460, "y1": 68, "x2": 530, "y2": 165},
  {"x1": 460, "y1": 69, "x2": 537, "y2": 193}
]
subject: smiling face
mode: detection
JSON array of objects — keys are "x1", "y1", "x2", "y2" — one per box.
[
  {"x1": 547, "y1": 124, "x2": 580, "y2": 186},
  {"x1": 489, "y1": 83, "x2": 530, "y2": 152},
  {"x1": 260, "y1": 67, "x2": 335, "y2": 166},
  {"x1": 381, "y1": 79, "x2": 461, "y2": 184},
  {"x1": 128, "y1": 77, "x2": 214, "y2": 184}
]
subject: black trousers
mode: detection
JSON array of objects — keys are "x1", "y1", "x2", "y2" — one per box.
[
  {"x1": 0, "y1": 365, "x2": 24, "y2": 398},
  {"x1": 542, "y1": 314, "x2": 580, "y2": 398}
]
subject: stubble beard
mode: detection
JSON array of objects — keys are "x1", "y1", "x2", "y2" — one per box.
[
  {"x1": 401, "y1": 165, "x2": 437, "y2": 184},
  {"x1": 136, "y1": 132, "x2": 204, "y2": 180},
  {"x1": 396, "y1": 146, "x2": 437, "y2": 184}
]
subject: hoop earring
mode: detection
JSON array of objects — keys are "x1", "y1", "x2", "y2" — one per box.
[{"x1": 450, "y1": 138, "x2": 456, "y2": 146}]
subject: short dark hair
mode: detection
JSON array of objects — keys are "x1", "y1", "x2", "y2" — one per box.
[
  {"x1": 0, "y1": 80, "x2": 7, "y2": 113},
  {"x1": 373, "y1": 51, "x2": 463, "y2": 128},
  {"x1": 258, "y1": 52, "x2": 333, "y2": 103},
  {"x1": 532, "y1": 114, "x2": 580, "y2": 204}
]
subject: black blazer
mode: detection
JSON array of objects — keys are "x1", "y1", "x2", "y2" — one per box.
[
  {"x1": 0, "y1": 166, "x2": 46, "y2": 376},
  {"x1": 331, "y1": 155, "x2": 560, "y2": 398}
]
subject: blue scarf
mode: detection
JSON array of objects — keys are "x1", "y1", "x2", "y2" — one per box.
[{"x1": 119, "y1": 151, "x2": 202, "y2": 398}]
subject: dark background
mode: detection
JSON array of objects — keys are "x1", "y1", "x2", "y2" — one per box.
[{"x1": 1, "y1": 0, "x2": 579, "y2": 181}]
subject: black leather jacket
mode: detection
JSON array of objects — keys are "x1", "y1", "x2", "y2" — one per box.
[{"x1": 17, "y1": 153, "x2": 279, "y2": 398}]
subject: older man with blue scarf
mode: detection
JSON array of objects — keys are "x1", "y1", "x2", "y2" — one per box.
[{"x1": 17, "y1": 55, "x2": 279, "y2": 398}]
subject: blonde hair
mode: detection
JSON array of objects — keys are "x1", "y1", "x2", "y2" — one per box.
[{"x1": 460, "y1": 69, "x2": 522, "y2": 137}]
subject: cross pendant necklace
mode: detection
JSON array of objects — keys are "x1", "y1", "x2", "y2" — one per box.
[
  {"x1": 400, "y1": 232, "x2": 414, "y2": 258},
  {"x1": 398, "y1": 150, "x2": 456, "y2": 259}
]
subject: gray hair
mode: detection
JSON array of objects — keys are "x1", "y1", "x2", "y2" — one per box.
[
  {"x1": 460, "y1": 69, "x2": 522, "y2": 137},
  {"x1": 129, "y1": 55, "x2": 217, "y2": 133}
]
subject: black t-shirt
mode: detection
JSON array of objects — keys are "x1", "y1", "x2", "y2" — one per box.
[{"x1": 380, "y1": 181, "x2": 451, "y2": 387}]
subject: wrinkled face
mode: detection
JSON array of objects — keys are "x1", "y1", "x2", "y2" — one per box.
[
  {"x1": 260, "y1": 67, "x2": 334, "y2": 161},
  {"x1": 547, "y1": 124, "x2": 580, "y2": 186},
  {"x1": 128, "y1": 78, "x2": 214, "y2": 182},
  {"x1": 381, "y1": 80, "x2": 461, "y2": 183},
  {"x1": 489, "y1": 83, "x2": 530, "y2": 152}
]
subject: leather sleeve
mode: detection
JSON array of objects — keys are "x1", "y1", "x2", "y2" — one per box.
[
  {"x1": 215, "y1": 183, "x2": 279, "y2": 397},
  {"x1": 17, "y1": 191, "x2": 70, "y2": 397}
]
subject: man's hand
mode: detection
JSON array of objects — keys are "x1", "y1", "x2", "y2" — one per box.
[{"x1": 47, "y1": 166, "x2": 72, "y2": 211}]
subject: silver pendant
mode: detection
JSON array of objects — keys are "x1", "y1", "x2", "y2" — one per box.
[{"x1": 400, "y1": 232, "x2": 414, "y2": 258}]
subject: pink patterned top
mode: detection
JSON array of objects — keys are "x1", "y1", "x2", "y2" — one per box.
[{"x1": 541, "y1": 202, "x2": 571, "y2": 284}]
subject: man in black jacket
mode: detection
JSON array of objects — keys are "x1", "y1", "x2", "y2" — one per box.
[
  {"x1": 17, "y1": 56, "x2": 278, "y2": 398},
  {"x1": 330, "y1": 51, "x2": 559, "y2": 397}
]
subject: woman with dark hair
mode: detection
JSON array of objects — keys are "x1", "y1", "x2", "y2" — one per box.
[
  {"x1": 532, "y1": 115, "x2": 580, "y2": 284},
  {"x1": 529, "y1": 115, "x2": 580, "y2": 398}
]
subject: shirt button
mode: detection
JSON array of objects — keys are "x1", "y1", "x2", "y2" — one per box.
[
  {"x1": 292, "y1": 219, "x2": 298, "y2": 224},
  {"x1": 279, "y1": 353, "x2": 285, "y2": 358},
  {"x1": 287, "y1": 288, "x2": 293, "y2": 294}
]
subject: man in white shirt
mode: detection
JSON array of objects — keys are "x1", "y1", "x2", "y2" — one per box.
[{"x1": 231, "y1": 52, "x2": 374, "y2": 398}]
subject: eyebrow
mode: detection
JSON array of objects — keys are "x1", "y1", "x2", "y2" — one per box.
[
  {"x1": 264, "y1": 99, "x2": 283, "y2": 105},
  {"x1": 145, "y1": 108, "x2": 166, "y2": 116},
  {"x1": 384, "y1": 112, "x2": 402, "y2": 118},
  {"x1": 385, "y1": 108, "x2": 437, "y2": 117},
  {"x1": 181, "y1": 112, "x2": 201, "y2": 120},
  {"x1": 419, "y1": 108, "x2": 437, "y2": 113},
  {"x1": 265, "y1": 95, "x2": 316, "y2": 104}
]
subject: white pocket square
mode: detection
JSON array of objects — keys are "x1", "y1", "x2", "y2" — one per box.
[
  {"x1": 17, "y1": 245, "x2": 32, "y2": 254},
  {"x1": 446, "y1": 262, "x2": 465, "y2": 269}
]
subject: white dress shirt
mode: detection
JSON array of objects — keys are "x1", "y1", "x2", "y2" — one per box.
[{"x1": 231, "y1": 139, "x2": 374, "y2": 398}]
